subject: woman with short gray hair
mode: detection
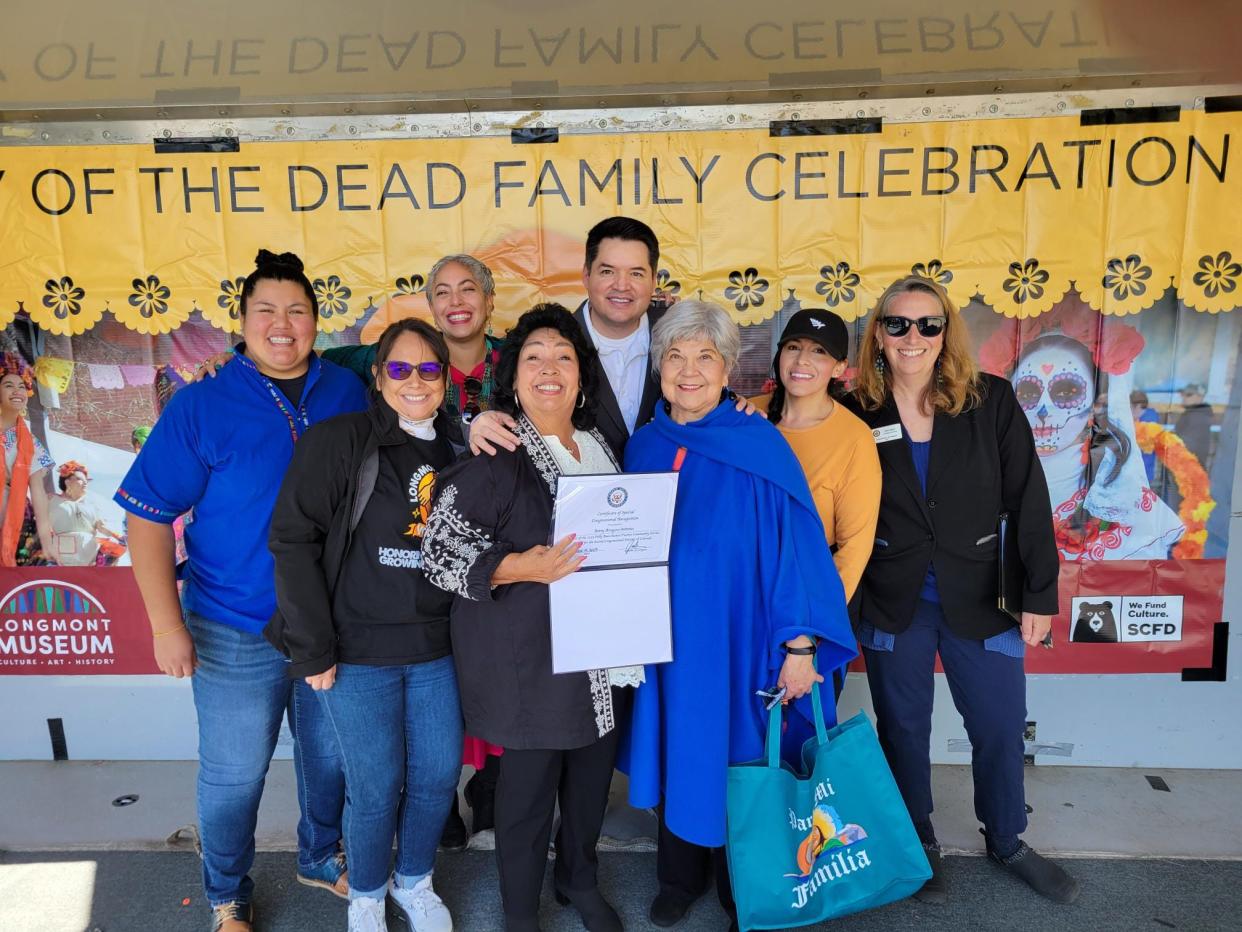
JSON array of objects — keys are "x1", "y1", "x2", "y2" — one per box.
[
  {"x1": 647, "y1": 299, "x2": 741, "y2": 376},
  {"x1": 620, "y1": 300, "x2": 857, "y2": 930}
]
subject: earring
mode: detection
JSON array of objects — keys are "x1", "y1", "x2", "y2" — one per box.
[
  {"x1": 576, "y1": 390, "x2": 586, "y2": 409},
  {"x1": 874, "y1": 353, "x2": 886, "y2": 374},
  {"x1": 935, "y1": 356, "x2": 943, "y2": 384}
]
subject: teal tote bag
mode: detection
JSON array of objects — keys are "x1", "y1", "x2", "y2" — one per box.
[{"x1": 726, "y1": 686, "x2": 931, "y2": 930}]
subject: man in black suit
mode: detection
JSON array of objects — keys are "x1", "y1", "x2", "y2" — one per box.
[{"x1": 469, "y1": 216, "x2": 670, "y2": 459}]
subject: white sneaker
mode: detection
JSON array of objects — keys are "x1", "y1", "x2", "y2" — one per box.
[
  {"x1": 348, "y1": 896, "x2": 389, "y2": 932},
  {"x1": 388, "y1": 875, "x2": 453, "y2": 932}
]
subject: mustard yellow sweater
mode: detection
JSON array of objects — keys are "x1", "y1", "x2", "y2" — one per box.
[{"x1": 751, "y1": 394, "x2": 882, "y2": 601}]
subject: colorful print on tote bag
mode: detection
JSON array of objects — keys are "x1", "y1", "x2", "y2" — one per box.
[{"x1": 726, "y1": 684, "x2": 931, "y2": 929}]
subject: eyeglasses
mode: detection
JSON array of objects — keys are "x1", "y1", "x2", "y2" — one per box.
[
  {"x1": 880, "y1": 315, "x2": 947, "y2": 338},
  {"x1": 462, "y1": 376, "x2": 483, "y2": 419},
  {"x1": 384, "y1": 361, "x2": 444, "y2": 382}
]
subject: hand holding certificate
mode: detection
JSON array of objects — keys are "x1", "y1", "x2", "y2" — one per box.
[
  {"x1": 553, "y1": 472, "x2": 678, "y2": 567},
  {"x1": 549, "y1": 472, "x2": 678, "y2": 673}
]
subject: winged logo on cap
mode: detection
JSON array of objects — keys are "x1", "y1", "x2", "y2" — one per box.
[{"x1": 809, "y1": 317, "x2": 825, "y2": 329}]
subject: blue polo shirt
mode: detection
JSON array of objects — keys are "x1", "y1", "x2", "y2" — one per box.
[{"x1": 115, "y1": 348, "x2": 366, "y2": 633}]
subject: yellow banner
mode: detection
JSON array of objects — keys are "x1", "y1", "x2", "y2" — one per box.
[{"x1": 2, "y1": 111, "x2": 1238, "y2": 336}]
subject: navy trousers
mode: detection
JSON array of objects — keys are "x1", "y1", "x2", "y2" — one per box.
[{"x1": 862, "y1": 598, "x2": 1029, "y2": 838}]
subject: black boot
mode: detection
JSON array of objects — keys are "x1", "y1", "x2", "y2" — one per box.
[
  {"x1": 554, "y1": 885, "x2": 623, "y2": 932},
  {"x1": 438, "y1": 796, "x2": 468, "y2": 851},
  {"x1": 465, "y1": 763, "x2": 498, "y2": 834},
  {"x1": 913, "y1": 843, "x2": 947, "y2": 904},
  {"x1": 988, "y1": 840, "x2": 1080, "y2": 904}
]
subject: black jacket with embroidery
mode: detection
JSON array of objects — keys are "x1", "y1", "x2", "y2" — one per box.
[
  {"x1": 264, "y1": 395, "x2": 465, "y2": 677},
  {"x1": 422, "y1": 415, "x2": 622, "y2": 750}
]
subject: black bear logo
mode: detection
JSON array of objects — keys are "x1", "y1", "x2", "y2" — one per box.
[{"x1": 1072, "y1": 601, "x2": 1119, "y2": 643}]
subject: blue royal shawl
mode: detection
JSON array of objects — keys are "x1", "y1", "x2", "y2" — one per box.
[{"x1": 619, "y1": 400, "x2": 857, "y2": 847}]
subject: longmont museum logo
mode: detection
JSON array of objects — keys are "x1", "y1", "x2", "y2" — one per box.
[{"x1": 0, "y1": 579, "x2": 116, "y2": 668}]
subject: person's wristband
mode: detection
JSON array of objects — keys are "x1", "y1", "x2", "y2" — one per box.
[
  {"x1": 781, "y1": 642, "x2": 816, "y2": 656},
  {"x1": 152, "y1": 623, "x2": 186, "y2": 639}
]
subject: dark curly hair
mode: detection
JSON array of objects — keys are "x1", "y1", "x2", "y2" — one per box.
[{"x1": 492, "y1": 303, "x2": 600, "y2": 431}]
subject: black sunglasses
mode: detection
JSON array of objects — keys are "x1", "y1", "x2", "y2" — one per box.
[
  {"x1": 462, "y1": 375, "x2": 483, "y2": 418},
  {"x1": 881, "y1": 315, "x2": 947, "y2": 338},
  {"x1": 384, "y1": 360, "x2": 444, "y2": 382}
]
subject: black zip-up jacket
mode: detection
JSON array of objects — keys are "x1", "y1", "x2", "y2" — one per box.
[{"x1": 264, "y1": 394, "x2": 465, "y2": 677}]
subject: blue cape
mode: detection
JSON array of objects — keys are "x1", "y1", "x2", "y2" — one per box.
[{"x1": 619, "y1": 401, "x2": 857, "y2": 847}]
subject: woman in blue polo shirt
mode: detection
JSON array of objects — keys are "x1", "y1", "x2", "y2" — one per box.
[{"x1": 117, "y1": 250, "x2": 368, "y2": 932}]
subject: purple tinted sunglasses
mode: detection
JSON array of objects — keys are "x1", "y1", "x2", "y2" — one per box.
[{"x1": 384, "y1": 360, "x2": 445, "y2": 382}]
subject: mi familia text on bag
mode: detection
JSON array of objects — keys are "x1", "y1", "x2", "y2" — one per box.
[{"x1": 786, "y1": 776, "x2": 875, "y2": 910}]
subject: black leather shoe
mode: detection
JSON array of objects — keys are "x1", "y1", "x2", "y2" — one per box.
[
  {"x1": 554, "y1": 885, "x2": 622, "y2": 932},
  {"x1": 988, "y1": 841, "x2": 1080, "y2": 904},
  {"x1": 913, "y1": 843, "x2": 947, "y2": 904},
  {"x1": 648, "y1": 891, "x2": 695, "y2": 927},
  {"x1": 438, "y1": 799, "x2": 468, "y2": 851}
]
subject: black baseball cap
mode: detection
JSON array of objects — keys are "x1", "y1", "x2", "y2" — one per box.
[{"x1": 777, "y1": 309, "x2": 849, "y2": 362}]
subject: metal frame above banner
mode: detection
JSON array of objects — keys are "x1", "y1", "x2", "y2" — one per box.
[{"x1": 2, "y1": 85, "x2": 1239, "y2": 147}]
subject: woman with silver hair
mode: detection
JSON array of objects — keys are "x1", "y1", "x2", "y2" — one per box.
[{"x1": 619, "y1": 300, "x2": 857, "y2": 931}]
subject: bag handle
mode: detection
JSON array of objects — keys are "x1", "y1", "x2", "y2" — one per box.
[{"x1": 764, "y1": 675, "x2": 830, "y2": 769}]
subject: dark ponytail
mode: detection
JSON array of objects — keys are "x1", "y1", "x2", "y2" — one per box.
[{"x1": 239, "y1": 249, "x2": 318, "y2": 318}]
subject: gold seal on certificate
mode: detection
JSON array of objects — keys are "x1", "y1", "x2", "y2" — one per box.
[{"x1": 548, "y1": 472, "x2": 679, "y2": 673}]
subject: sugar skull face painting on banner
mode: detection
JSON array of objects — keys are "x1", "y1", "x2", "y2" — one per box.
[{"x1": 0, "y1": 111, "x2": 1237, "y2": 676}]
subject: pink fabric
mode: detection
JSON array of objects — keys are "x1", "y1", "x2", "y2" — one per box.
[
  {"x1": 121, "y1": 365, "x2": 156, "y2": 386},
  {"x1": 462, "y1": 735, "x2": 503, "y2": 769}
]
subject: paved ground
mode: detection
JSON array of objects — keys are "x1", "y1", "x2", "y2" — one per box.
[{"x1": 2, "y1": 848, "x2": 1239, "y2": 932}]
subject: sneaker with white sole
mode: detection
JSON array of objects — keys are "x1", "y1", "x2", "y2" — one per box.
[
  {"x1": 348, "y1": 896, "x2": 389, "y2": 932},
  {"x1": 388, "y1": 875, "x2": 453, "y2": 932}
]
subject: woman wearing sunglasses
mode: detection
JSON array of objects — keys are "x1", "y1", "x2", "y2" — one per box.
[
  {"x1": 849, "y1": 275, "x2": 1078, "y2": 906},
  {"x1": 266, "y1": 318, "x2": 466, "y2": 932}
]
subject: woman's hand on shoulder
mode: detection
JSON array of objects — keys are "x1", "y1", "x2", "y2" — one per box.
[
  {"x1": 493, "y1": 534, "x2": 585, "y2": 585},
  {"x1": 191, "y1": 351, "x2": 234, "y2": 382},
  {"x1": 733, "y1": 395, "x2": 765, "y2": 418},
  {"x1": 305, "y1": 665, "x2": 337, "y2": 691},
  {"x1": 468, "y1": 410, "x2": 522, "y2": 455}
]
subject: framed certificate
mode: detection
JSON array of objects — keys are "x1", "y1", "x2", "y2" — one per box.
[{"x1": 548, "y1": 472, "x2": 678, "y2": 673}]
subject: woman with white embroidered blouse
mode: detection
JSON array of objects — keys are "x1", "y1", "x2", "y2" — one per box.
[{"x1": 423, "y1": 304, "x2": 637, "y2": 932}]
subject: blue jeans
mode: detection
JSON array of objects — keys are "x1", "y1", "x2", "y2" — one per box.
[
  {"x1": 862, "y1": 599, "x2": 1029, "y2": 839},
  {"x1": 187, "y1": 612, "x2": 345, "y2": 906},
  {"x1": 318, "y1": 657, "x2": 463, "y2": 899}
]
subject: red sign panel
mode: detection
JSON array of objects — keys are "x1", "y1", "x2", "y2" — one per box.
[{"x1": 0, "y1": 567, "x2": 160, "y2": 675}]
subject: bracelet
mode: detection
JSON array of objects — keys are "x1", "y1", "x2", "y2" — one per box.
[
  {"x1": 152, "y1": 624, "x2": 186, "y2": 639},
  {"x1": 782, "y1": 642, "x2": 816, "y2": 656}
]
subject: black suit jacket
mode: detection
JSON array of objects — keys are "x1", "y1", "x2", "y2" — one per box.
[
  {"x1": 845, "y1": 373, "x2": 1060, "y2": 640},
  {"x1": 573, "y1": 301, "x2": 667, "y2": 460}
]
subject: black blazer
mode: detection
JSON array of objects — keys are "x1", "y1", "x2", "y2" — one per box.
[
  {"x1": 846, "y1": 373, "x2": 1059, "y2": 640},
  {"x1": 573, "y1": 300, "x2": 666, "y2": 459}
]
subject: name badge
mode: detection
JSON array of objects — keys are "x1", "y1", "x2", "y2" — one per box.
[{"x1": 872, "y1": 424, "x2": 903, "y2": 443}]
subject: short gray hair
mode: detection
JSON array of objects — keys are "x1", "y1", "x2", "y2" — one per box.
[
  {"x1": 426, "y1": 254, "x2": 495, "y2": 297},
  {"x1": 649, "y1": 300, "x2": 741, "y2": 375}
]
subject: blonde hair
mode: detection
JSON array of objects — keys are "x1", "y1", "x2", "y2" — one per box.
[{"x1": 855, "y1": 275, "x2": 981, "y2": 416}]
